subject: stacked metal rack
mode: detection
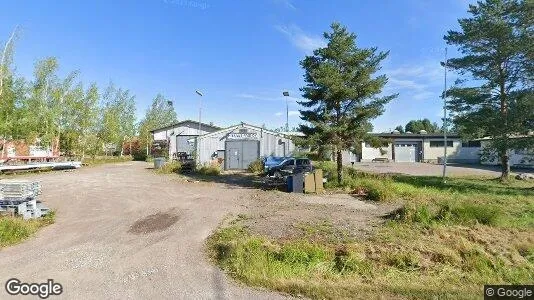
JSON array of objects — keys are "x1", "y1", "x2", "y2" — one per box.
[{"x1": 0, "y1": 179, "x2": 50, "y2": 219}]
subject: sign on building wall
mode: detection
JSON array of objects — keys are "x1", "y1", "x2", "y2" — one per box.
[{"x1": 227, "y1": 130, "x2": 259, "y2": 140}]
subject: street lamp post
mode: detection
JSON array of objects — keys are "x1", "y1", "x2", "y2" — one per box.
[
  {"x1": 442, "y1": 48, "x2": 448, "y2": 183},
  {"x1": 282, "y1": 91, "x2": 289, "y2": 132},
  {"x1": 195, "y1": 90, "x2": 203, "y2": 164},
  {"x1": 195, "y1": 90, "x2": 203, "y2": 134}
]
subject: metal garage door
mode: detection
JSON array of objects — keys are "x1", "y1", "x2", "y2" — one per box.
[
  {"x1": 225, "y1": 140, "x2": 260, "y2": 170},
  {"x1": 395, "y1": 143, "x2": 417, "y2": 162},
  {"x1": 176, "y1": 135, "x2": 196, "y2": 155}
]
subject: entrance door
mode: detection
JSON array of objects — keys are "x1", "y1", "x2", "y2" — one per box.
[
  {"x1": 227, "y1": 147, "x2": 241, "y2": 169},
  {"x1": 225, "y1": 140, "x2": 260, "y2": 169}
]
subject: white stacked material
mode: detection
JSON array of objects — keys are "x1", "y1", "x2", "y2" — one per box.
[
  {"x1": 0, "y1": 179, "x2": 48, "y2": 219},
  {"x1": 0, "y1": 179, "x2": 41, "y2": 201},
  {"x1": 0, "y1": 161, "x2": 82, "y2": 172}
]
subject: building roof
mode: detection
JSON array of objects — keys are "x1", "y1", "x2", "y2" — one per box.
[
  {"x1": 474, "y1": 134, "x2": 534, "y2": 141},
  {"x1": 198, "y1": 122, "x2": 289, "y2": 139},
  {"x1": 370, "y1": 132, "x2": 461, "y2": 139},
  {"x1": 150, "y1": 120, "x2": 221, "y2": 133}
]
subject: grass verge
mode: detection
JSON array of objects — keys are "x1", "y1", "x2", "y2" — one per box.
[
  {"x1": 83, "y1": 155, "x2": 133, "y2": 166},
  {"x1": 0, "y1": 212, "x2": 55, "y2": 248},
  {"x1": 208, "y1": 162, "x2": 533, "y2": 299},
  {"x1": 208, "y1": 224, "x2": 533, "y2": 299}
]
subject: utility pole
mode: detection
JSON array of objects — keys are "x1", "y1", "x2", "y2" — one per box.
[
  {"x1": 195, "y1": 90, "x2": 203, "y2": 164},
  {"x1": 283, "y1": 91, "x2": 289, "y2": 132},
  {"x1": 442, "y1": 47, "x2": 448, "y2": 183}
]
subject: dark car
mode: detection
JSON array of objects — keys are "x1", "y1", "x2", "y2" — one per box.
[{"x1": 266, "y1": 158, "x2": 313, "y2": 178}]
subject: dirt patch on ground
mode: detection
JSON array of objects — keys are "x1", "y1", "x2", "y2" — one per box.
[
  {"x1": 234, "y1": 191, "x2": 400, "y2": 243},
  {"x1": 129, "y1": 211, "x2": 180, "y2": 234}
]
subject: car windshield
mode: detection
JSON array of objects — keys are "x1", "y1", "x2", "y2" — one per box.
[
  {"x1": 296, "y1": 159, "x2": 309, "y2": 166},
  {"x1": 281, "y1": 159, "x2": 295, "y2": 166},
  {"x1": 264, "y1": 156, "x2": 286, "y2": 167}
]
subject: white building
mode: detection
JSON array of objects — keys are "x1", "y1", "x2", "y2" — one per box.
[
  {"x1": 360, "y1": 132, "x2": 481, "y2": 163},
  {"x1": 479, "y1": 137, "x2": 534, "y2": 168},
  {"x1": 196, "y1": 123, "x2": 295, "y2": 169},
  {"x1": 150, "y1": 120, "x2": 221, "y2": 157},
  {"x1": 151, "y1": 121, "x2": 295, "y2": 170}
]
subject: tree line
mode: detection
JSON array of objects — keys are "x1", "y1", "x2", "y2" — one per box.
[
  {"x1": 298, "y1": 0, "x2": 532, "y2": 181},
  {"x1": 0, "y1": 29, "x2": 177, "y2": 159}
]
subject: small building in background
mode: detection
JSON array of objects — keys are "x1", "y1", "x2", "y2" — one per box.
[
  {"x1": 478, "y1": 136, "x2": 534, "y2": 168},
  {"x1": 360, "y1": 132, "x2": 481, "y2": 163},
  {"x1": 0, "y1": 138, "x2": 60, "y2": 163}
]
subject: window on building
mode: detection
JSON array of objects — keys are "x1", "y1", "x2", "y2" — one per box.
[
  {"x1": 461, "y1": 141, "x2": 481, "y2": 147},
  {"x1": 430, "y1": 141, "x2": 453, "y2": 147}
]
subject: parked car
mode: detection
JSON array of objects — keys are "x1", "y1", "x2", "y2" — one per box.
[
  {"x1": 263, "y1": 156, "x2": 287, "y2": 173},
  {"x1": 266, "y1": 157, "x2": 313, "y2": 178}
]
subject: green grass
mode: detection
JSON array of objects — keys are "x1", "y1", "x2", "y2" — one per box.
[
  {"x1": 0, "y1": 212, "x2": 55, "y2": 248},
  {"x1": 316, "y1": 161, "x2": 534, "y2": 229},
  {"x1": 156, "y1": 161, "x2": 182, "y2": 174},
  {"x1": 83, "y1": 155, "x2": 133, "y2": 166},
  {"x1": 208, "y1": 161, "x2": 534, "y2": 299},
  {"x1": 208, "y1": 224, "x2": 534, "y2": 300}
]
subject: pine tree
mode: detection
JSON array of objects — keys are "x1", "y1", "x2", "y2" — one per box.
[
  {"x1": 444, "y1": 0, "x2": 533, "y2": 179},
  {"x1": 299, "y1": 22, "x2": 397, "y2": 183}
]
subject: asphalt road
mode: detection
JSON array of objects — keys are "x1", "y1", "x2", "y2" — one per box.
[{"x1": 0, "y1": 162, "x2": 288, "y2": 299}]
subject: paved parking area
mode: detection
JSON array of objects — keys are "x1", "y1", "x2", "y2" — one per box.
[{"x1": 351, "y1": 162, "x2": 533, "y2": 177}]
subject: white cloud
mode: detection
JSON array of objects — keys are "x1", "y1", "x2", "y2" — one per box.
[
  {"x1": 413, "y1": 91, "x2": 436, "y2": 101},
  {"x1": 288, "y1": 110, "x2": 299, "y2": 116},
  {"x1": 382, "y1": 62, "x2": 447, "y2": 102},
  {"x1": 273, "y1": 0, "x2": 296, "y2": 10},
  {"x1": 275, "y1": 24, "x2": 326, "y2": 53},
  {"x1": 388, "y1": 78, "x2": 426, "y2": 91},
  {"x1": 235, "y1": 93, "x2": 303, "y2": 103},
  {"x1": 275, "y1": 110, "x2": 300, "y2": 117}
]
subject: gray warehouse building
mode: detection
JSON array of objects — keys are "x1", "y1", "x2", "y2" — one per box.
[
  {"x1": 150, "y1": 120, "x2": 221, "y2": 157},
  {"x1": 151, "y1": 121, "x2": 295, "y2": 170},
  {"x1": 197, "y1": 123, "x2": 295, "y2": 169}
]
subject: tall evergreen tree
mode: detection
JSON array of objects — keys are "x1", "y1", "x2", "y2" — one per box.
[
  {"x1": 444, "y1": 0, "x2": 533, "y2": 179},
  {"x1": 299, "y1": 22, "x2": 397, "y2": 183}
]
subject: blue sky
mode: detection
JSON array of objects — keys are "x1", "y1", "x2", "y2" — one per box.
[{"x1": 0, "y1": 0, "x2": 473, "y2": 131}]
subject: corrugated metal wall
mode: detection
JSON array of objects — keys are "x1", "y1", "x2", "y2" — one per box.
[
  {"x1": 153, "y1": 124, "x2": 216, "y2": 156},
  {"x1": 197, "y1": 124, "x2": 295, "y2": 166}
]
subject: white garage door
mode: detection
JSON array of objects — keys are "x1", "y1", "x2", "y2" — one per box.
[{"x1": 395, "y1": 143, "x2": 417, "y2": 162}]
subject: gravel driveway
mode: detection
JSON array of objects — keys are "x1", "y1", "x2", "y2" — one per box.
[{"x1": 0, "y1": 162, "x2": 288, "y2": 299}]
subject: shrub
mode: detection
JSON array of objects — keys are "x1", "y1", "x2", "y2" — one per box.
[
  {"x1": 197, "y1": 163, "x2": 221, "y2": 176},
  {"x1": 133, "y1": 152, "x2": 147, "y2": 161},
  {"x1": 157, "y1": 161, "x2": 182, "y2": 174},
  {"x1": 247, "y1": 159, "x2": 264, "y2": 174}
]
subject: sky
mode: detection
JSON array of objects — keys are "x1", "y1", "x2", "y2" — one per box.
[{"x1": 0, "y1": 0, "x2": 474, "y2": 132}]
